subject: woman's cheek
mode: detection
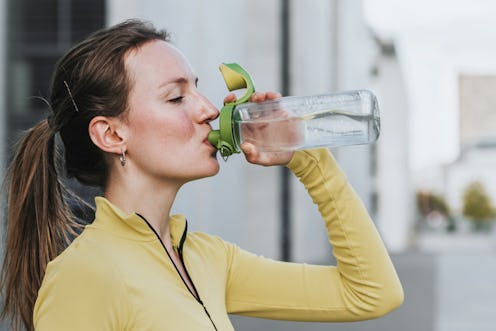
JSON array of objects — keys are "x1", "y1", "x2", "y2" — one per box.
[{"x1": 171, "y1": 112, "x2": 196, "y2": 139}]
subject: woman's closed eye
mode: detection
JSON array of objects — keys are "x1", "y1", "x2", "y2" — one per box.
[{"x1": 168, "y1": 96, "x2": 184, "y2": 104}]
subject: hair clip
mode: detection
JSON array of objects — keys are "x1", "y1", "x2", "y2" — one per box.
[{"x1": 63, "y1": 80, "x2": 80, "y2": 112}]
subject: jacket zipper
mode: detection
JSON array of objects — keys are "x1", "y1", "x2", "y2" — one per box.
[
  {"x1": 137, "y1": 214, "x2": 218, "y2": 331},
  {"x1": 177, "y1": 244, "x2": 218, "y2": 330}
]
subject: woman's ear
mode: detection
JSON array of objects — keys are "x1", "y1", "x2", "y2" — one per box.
[{"x1": 88, "y1": 116, "x2": 127, "y2": 154}]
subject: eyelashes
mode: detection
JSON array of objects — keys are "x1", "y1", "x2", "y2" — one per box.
[{"x1": 168, "y1": 96, "x2": 184, "y2": 104}]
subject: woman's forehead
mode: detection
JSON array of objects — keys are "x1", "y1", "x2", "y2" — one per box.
[{"x1": 125, "y1": 40, "x2": 195, "y2": 83}]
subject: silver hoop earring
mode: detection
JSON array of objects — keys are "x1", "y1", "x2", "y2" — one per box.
[{"x1": 119, "y1": 151, "x2": 126, "y2": 167}]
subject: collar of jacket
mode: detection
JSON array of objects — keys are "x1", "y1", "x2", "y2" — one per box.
[{"x1": 91, "y1": 196, "x2": 188, "y2": 249}]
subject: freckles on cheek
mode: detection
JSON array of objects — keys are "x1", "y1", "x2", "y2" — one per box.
[
  {"x1": 178, "y1": 121, "x2": 195, "y2": 139},
  {"x1": 165, "y1": 114, "x2": 195, "y2": 140},
  {"x1": 145, "y1": 123, "x2": 194, "y2": 150},
  {"x1": 132, "y1": 107, "x2": 195, "y2": 143}
]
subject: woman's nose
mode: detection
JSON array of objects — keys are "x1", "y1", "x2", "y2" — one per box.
[{"x1": 198, "y1": 95, "x2": 219, "y2": 123}]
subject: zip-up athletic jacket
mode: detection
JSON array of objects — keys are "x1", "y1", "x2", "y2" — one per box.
[{"x1": 33, "y1": 148, "x2": 403, "y2": 330}]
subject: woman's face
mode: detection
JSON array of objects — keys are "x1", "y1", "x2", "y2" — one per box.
[{"x1": 123, "y1": 40, "x2": 220, "y2": 184}]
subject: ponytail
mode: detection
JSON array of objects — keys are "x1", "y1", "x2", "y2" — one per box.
[{"x1": 1, "y1": 119, "x2": 81, "y2": 331}]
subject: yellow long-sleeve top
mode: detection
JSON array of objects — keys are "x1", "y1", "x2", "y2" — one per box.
[{"x1": 33, "y1": 149, "x2": 403, "y2": 330}]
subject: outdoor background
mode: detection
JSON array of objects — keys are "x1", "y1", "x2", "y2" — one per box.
[{"x1": 1, "y1": 0, "x2": 495, "y2": 330}]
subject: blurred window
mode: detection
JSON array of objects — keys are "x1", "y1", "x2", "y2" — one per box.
[{"x1": 7, "y1": 0, "x2": 105, "y2": 144}]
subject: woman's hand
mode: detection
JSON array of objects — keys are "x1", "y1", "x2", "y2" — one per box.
[{"x1": 224, "y1": 91, "x2": 295, "y2": 166}]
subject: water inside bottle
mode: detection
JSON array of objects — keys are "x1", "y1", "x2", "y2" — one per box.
[{"x1": 235, "y1": 108, "x2": 379, "y2": 152}]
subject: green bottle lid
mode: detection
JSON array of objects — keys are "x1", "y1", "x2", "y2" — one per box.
[{"x1": 208, "y1": 63, "x2": 255, "y2": 159}]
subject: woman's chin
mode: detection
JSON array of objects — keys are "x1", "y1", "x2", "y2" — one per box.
[
  {"x1": 199, "y1": 158, "x2": 220, "y2": 178},
  {"x1": 208, "y1": 160, "x2": 220, "y2": 176}
]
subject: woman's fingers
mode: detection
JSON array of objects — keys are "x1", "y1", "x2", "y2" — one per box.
[
  {"x1": 240, "y1": 143, "x2": 294, "y2": 166},
  {"x1": 223, "y1": 93, "x2": 237, "y2": 104},
  {"x1": 249, "y1": 91, "x2": 282, "y2": 103}
]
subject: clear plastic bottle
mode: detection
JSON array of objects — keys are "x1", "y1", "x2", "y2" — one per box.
[
  {"x1": 208, "y1": 63, "x2": 380, "y2": 158},
  {"x1": 232, "y1": 90, "x2": 380, "y2": 152}
]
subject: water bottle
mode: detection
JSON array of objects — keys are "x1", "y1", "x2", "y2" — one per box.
[{"x1": 208, "y1": 63, "x2": 380, "y2": 158}]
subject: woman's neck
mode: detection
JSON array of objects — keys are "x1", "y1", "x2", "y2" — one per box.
[{"x1": 104, "y1": 171, "x2": 182, "y2": 246}]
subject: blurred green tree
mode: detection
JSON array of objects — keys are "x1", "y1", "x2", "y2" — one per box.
[{"x1": 462, "y1": 182, "x2": 495, "y2": 231}]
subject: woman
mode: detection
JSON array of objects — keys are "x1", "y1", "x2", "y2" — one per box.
[{"x1": 0, "y1": 20, "x2": 403, "y2": 331}]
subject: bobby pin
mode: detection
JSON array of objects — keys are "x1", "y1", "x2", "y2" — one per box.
[{"x1": 63, "y1": 80, "x2": 80, "y2": 112}]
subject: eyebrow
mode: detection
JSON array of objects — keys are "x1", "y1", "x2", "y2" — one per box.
[{"x1": 158, "y1": 76, "x2": 199, "y2": 89}]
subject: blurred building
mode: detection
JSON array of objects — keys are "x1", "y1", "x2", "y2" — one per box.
[
  {"x1": 459, "y1": 75, "x2": 496, "y2": 146},
  {"x1": 444, "y1": 74, "x2": 496, "y2": 213},
  {"x1": 369, "y1": 41, "x2": 414, "y2": 251},
  {"x1": 411, "y1": 74, "x2": 496, "y2": 220}
]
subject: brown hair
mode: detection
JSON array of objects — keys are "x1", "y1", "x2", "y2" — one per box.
[{"x1": 0, "y1": 19, "x2": 170, "y2": 331}]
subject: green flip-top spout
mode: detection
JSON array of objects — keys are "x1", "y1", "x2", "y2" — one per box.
[{"x1": 208, "y1": 63, "x2": 255, "y2": 159}]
